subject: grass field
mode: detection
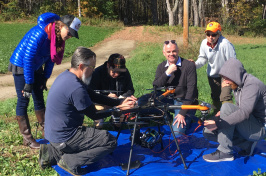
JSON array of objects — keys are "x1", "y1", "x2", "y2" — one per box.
[
  {"x1": 0, "y1": 23, "x2": 266, "y2": 175},
  {"x1": 0, "y1": 23, "x2": 120, "y2": 73}
]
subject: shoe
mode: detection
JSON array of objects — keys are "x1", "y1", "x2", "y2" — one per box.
[
  {"x1": 203, "y1": 150, "x2": 234, "y2": 162},
  {"x1": 58, "y1": 159, "x2": 87, "y2": 176},
  {"x1": 238, "y1": 141, "x2": 258, "y2": 156},
  {"x1": 39, "y1": 144, "x2": 50, "y2": 169},
  {"x1": 39, "y1": 144, "x2": 56, "y2": 169}
]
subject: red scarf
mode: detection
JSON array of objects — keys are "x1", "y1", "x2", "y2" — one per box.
[{"x1": 46, "y1": 23, "x2": 65, "y2": 65}]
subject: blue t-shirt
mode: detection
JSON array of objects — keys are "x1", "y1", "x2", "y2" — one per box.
[{"x1": 45, "y1": 70, "x2": 92, "y2": 143}]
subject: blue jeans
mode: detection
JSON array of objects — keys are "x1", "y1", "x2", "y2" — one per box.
[
  {"x1": 172, "y1": 100, "x2": 196, "y2": 137},
  {"x1": 13, "y1": 72, "x2": 45, "y2": 116},
  {"x1": 152, "y1": 91, "x2": 196, "y2": 137}
]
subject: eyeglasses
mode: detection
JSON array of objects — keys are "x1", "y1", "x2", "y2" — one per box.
[
  {"x1": 87, "y1": 65, "x2": 95, "y2": 70},
  {"x1": 79, "y1": 64, "x2": 95, "y2": 70},
  {"x1": 164, "y1": 40, "x2": 176, "y2": 45},
  {"x1": 109, "y1": 67, "x2": 120, "y2": 74},
  {"x1": 206, "y1": 33, "x2": 218, "y2": 37}
]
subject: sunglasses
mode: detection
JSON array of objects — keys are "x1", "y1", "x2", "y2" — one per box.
[
  {"x1": 206, "y1": 33, "x2": 218, "y2": 37},
  {"x1": 164, "y1": 40, "x2": 176, "y2": 45}
]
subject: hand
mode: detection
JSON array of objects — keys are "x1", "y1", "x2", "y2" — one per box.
[
  {"x1": 221, "y1": 80, "x2": 230, "y2": 88},
  {"x1": 166, "y1": 64, "x2": 177, "y2": 75},
  {"x1": 173, "y1": 114, "x2": 186, "y2": 129},
  {"x1": 204, "y1": 120, "x2": 217, "y2": 131},
  {"x1": 22, "y1": 84, "x2": 33, "y2": 98},
  {"x1": 188, "y1": 59, "x2": 195, "y2": 63},
  {"x1": 108, "y1": 93, "x2": 118, "y2": 99},
  {"x1": 118, "y1": 95, "x2": 137, "y2": 110},
  {"x1": 215, "y1": 111, "x2": 220, "y2": 117}
]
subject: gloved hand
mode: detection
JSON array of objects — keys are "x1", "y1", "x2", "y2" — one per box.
[
  {"x1": 40, "y1": 77, "x2": 48, "y2": 91},
  {"x1": 23, "y1": 84, "x2": 33, "y2": 98}
]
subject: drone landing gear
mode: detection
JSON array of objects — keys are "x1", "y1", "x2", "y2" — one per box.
[{"x1": 117, "y1": 111, "x2": 187, "y2": 176}]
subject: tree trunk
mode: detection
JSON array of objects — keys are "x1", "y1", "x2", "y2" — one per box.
[
  {"x1": 151, "y1": 0, "x2": 158, "y2": 25},
  {"x1": 78, "y1": 0, "x2": 81, "y2": 17},
  {"x1": 166, "y1": 0, "x2": 178, "y2": 26},
  {"x1": 178, "y1": 1, "x2": 183, "y2": 25},
  {"x1": 192, "y1": 0, "x2": 199, "y2": 26},
  {"x1": 198, "y1": 0, "x2": 205, "y2": 27}
]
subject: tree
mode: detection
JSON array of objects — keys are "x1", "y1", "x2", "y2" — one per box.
[
  {"x1": 166, "y1": 0, "x2": 178, "y2": 26},
  {"x1": 151, "y1": 0, "x2": 158, "y2": 25},
  {"x1": 192, "y1": 0, "x2": 199, "y2": 26}
]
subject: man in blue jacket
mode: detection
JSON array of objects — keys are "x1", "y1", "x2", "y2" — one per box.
[{"x1": 203, "y1": 59, "x2": 266, "y2": 162}]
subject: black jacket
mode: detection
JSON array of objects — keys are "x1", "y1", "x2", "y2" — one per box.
[
  {"x1": 153, "y1": 57, "x2": 198, "y2": 116},
  {"x1": 89, "y1": 61, "x2": 135, "y2": 97}
]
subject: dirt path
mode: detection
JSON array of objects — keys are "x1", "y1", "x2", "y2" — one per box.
[
  {"x1": 0, "y1": 26, "x2": 168, "y2": 100},
  {"x1": 0, "y1": 26, "x2": 265, "y2": 101}
]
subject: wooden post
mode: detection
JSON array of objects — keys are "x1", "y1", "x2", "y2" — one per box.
[
  {"x1": 78, "y1": 0, "x2": 81, "y2": 17},
  {"x1": 183, "y1": 0, "x2": 189, "y2": 47}
]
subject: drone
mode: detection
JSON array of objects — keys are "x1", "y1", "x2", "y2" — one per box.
[
  {"x1": 96, "y1": 86, "x2": 213, "y2": 175},
  {"x1": 102, "y1": 86, "x2": 212, "y2": 123}
]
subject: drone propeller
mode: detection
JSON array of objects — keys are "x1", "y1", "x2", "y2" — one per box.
[
  {"x1": 146, "y1": 86, "x2": 176, "y2": 91},
  {"x1": 94, "y1": 90, "x2": 123, "y2": 93},
  {"x1": 146, "y1": 87, "x2": 166, "y2": 91},
  {"x1": 196, "y1": 99, "x2": 216, "y2": 110}
]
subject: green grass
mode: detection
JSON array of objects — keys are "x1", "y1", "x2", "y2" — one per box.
[
  {"x1": 0, "y1": 23, "x2": 120, "y2": 73},
  {"x1": 0, "y1": 25, "x2": 266, "y2": 175}
]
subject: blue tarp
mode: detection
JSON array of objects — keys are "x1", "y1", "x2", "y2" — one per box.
[{"x1": 43, "y1": 123, "x2": 266, "y2": 176}]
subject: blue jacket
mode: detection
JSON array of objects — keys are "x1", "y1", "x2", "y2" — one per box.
[{"x1": 9, "y1": 12, "x2": 60, "y2": 84}]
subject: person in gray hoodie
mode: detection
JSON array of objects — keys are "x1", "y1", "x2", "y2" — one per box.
[{"x1": 202, "y1": 59, "x2": 266, "y2": 162}]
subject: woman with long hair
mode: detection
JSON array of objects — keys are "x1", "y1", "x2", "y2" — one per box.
[{"x1": 8, "y1": 12, "x2": 81, "y2": 149}]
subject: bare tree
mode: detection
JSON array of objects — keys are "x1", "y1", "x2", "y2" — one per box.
[
  {"x1": 151, "y1": 0, "x2": 158, "y2": 25},
  {"x1": 192, "y1": 0, "x2": 199, "y2": 26},
  {"x1": 166, "y1": 0, "x2": 179, "y2": 26},
  {"x1": 198, "y1": 0, "x2": 205, "y2": 27},
  {"x1": 177, "y1": 0, "x2": 183, "y2": 25},
  {"x1": 78, "y1": 0, "x2": 81, "y2": 17}
]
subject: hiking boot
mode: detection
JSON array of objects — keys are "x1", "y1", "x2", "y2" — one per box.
[
  {"x1": 16, "y1": 115, "x2": 40, "y2": 149},
  {"x1": 203, "y1": 150, "x2": 234, "y2": 162},
  {"x1": 238, "y1": 141, "x2": 258, "y2": 156},
  {"x1": 58, "y1": 159, "x2": 87, "y2": 176},
  {"x1": 39, "y1": 144, "x2": 55, "y2": 169}
]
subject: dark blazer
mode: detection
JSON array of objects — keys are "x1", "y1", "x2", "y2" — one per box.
[
  {"x1": 89, "y1": 61, "x2": 135, "y2": 97},
  {"x1": 153, "y1": 57, "x2": 198, "y2": 116}
]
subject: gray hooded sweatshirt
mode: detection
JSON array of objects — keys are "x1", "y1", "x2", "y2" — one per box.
[{"x1": 217, "y1": 59, "x2": 266, "y2": 129}]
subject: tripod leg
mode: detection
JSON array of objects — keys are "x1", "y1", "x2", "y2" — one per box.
[
  {"x1": 157, "y1": 123, "x2": 164, "y2": 150},
  {"x1": 126, "y1": 114, "x2": 138, "y2": 175},
  {"x1": 164, "y1": 114, "x2": 188, "y2": 169},
  {"x1": 116, "y1": 114, "x2": 127, "y2": 140}
]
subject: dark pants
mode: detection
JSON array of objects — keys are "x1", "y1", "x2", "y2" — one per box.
[
  {"x1": 49, "y1": 126, "x2": 117, "y2": 171},
  {"x1": 13, "y1": 70, "x2": 45, "y2": 116},
  {"x1": 203, "y1": 103, "x2": 266, "y2": 154},
  {"x1": 208, "y1": 76, "x2": 232, "y2": 112}
]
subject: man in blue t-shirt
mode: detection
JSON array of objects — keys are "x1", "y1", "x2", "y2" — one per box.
[{"x1": 39, "y1": 46, "x2": 137, "y2": 175}]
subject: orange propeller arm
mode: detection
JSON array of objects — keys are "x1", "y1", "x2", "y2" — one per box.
[
  {"x1": 161, "y1": 89, "x2": 175, "y2": 97},
  {"x1": 181, "y1": 105, "x2": 209, "y2": 111}
]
